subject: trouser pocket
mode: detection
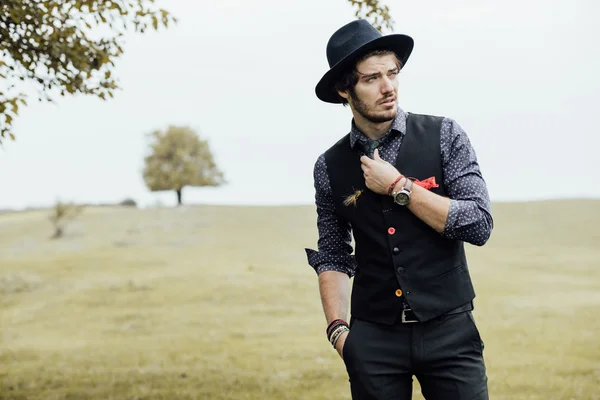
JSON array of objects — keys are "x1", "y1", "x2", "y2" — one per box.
[{"x1": 465, "y1": 311, "x2": 485, "y2": 353}]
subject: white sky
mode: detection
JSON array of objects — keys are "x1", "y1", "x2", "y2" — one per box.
[{"x1": 1, "y1": 0, "x2": 598, "y2": 209}]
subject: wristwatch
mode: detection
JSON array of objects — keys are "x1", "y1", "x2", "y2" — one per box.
[{"x1": 392, "y1": 178, "x2": 413, "y2": 206}]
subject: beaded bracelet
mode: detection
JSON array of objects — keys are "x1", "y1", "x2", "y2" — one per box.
[
  {"x1": 331, "y1": 326, "x2": 350, "y2": 348},
  {"x1": 329, "y1": 324, "x2": 348, "y2": 345},
  {"x1": 327, "y1": 320, "x2": 349, "y2": 343}
]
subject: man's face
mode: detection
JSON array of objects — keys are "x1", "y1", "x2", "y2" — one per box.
[{"x1": 340, "y1": 53, "x2": 400, "y2": 124}]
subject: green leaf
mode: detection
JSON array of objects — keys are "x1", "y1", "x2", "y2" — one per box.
[{"x1": 0, "y1": 0, "x2": 177, "y2": 141}]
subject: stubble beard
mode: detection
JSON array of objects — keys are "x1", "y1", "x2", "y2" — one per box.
[{"x1": 350, "y1": 89, "x2": 396, "y2": 124}]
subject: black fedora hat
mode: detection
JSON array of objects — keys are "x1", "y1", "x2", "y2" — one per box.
[{"x1": 315, "y1": 19, "x2": 414, "y2": 104}]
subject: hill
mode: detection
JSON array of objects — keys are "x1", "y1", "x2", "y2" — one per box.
[{"x1": 1, "y1": 200, "x2": 599, "y2": 399}]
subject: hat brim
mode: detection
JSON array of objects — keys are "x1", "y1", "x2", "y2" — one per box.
[{"x1": 315, "y1": 34, "x2": 414, "y2": 104}]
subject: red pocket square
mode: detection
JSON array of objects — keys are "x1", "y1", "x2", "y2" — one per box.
[{"x1": 413, "y1": 176, "x2": 439, "y2": 190}]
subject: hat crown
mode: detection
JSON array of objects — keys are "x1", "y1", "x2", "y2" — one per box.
[
  {"x1": 326, "y1": 19, "x2": 382, "y2": 68},
  {"x1": 315, "y1": 20, "x2": 413, "y2": 103}
]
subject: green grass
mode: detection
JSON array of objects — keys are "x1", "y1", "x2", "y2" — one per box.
[{"x1": 1, "y1": 200, "x2": 599, "y2": 399}]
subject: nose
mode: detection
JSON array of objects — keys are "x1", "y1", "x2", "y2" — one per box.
[{"x1": 381, "y1": 76, "x2": 394, "y2": 94}]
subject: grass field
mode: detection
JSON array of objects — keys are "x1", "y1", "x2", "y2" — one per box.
[{"x1": 1, "y1": 200, "x2": 599, "y2": 400}]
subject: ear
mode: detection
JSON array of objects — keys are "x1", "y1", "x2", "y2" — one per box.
[{"x1": 337, "y1": 89, "x2": 350, "y2": 102}]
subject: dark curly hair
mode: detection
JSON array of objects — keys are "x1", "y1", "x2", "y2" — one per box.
[{"x1": 333, "y1": 49, "x2": 403, "y2": 105}]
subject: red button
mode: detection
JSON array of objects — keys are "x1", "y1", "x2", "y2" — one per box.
[{"x1": 388, "y1": 227, "x2": 396, "y2": 235}]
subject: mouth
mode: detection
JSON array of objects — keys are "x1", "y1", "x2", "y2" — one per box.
[{"x1": 379, "y1": 98, "x2": 396, "y2": 107}]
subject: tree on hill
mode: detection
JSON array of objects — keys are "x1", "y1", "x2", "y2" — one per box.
[
  {"x1": 142, "y1": 126, "x2": 225, "y2": 206},
  {"x1": 0, "y1": 0, "x2": 176, "y2": 143}
]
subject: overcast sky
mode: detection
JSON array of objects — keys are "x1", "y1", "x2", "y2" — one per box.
[{"x1": 1, "y1": 0, "x2": 598, "y2": 209}]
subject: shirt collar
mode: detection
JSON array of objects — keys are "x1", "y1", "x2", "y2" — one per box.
[{"x1": 349, "y1": 106, "x2": 407, "y2": 150}]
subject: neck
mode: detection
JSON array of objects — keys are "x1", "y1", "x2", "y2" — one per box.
[{"x1": 352, "y1": 112, "x2": 393, "y2": 140}]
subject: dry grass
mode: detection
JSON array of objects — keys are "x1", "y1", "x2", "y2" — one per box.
[{"x1": 1, "y1": 200, "x2": 599, "y2": 399}]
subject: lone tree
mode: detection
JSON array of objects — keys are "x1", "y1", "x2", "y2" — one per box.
[
  {"x1": 143, "y1": 126, "x2": 225, "y2": 206},
  {"x1": 0, "y1": 0, "x2": 176, "y2": 143}
]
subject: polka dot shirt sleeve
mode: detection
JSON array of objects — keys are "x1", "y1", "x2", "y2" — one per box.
[
  {"x1": 440, "y1": 118, "x2": 494, "y2": 246},
  {"x1": 304, "y1": 153, "x2": 357, "y2": 277}
]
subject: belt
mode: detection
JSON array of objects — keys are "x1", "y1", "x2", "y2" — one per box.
[{"x1": 401, "y1": 301, "x2": 474, "y2": 323}]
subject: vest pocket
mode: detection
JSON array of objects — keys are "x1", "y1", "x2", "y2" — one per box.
[{"x1": 435, "y1": 264, "x2": 464, "y2": 281}]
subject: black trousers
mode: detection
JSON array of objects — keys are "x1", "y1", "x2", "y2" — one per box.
[{"x1": 342, "y1": 310, "x2": 489, "y2": 400}]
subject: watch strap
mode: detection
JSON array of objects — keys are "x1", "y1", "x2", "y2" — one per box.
[{"x1": 402, "y1": 178, "x2": 413, "y2": 193}]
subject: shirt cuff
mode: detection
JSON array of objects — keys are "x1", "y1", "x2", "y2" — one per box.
[
  {"x1": 443, "y1": 199, "x2": 460, "y2": 237},
  {"x1": 304, "y1": 248, "x2": 356, "y2": 278}
]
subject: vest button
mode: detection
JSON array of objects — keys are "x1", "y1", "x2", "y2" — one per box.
[
  {"x1": 387, "y1": 227, "x2": 396, "y2": 235},
  {"x1": 393, "y1": 247, "x2": 400, "y2": 254},
  {"x1": 395, "y1": 289, "x2": 403, "y2": 297},
  {"x1": 396, "y1": 266, "x2": 405, "y2": 275}
]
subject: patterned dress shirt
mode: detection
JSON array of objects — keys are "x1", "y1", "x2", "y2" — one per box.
[{"x1": 306, "y1": 107, "x2": 494, "y2": 277}]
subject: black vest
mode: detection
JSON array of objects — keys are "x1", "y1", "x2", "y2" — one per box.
[{"x1": 324, "y1": 113, "x2": 476, "y2": 324}]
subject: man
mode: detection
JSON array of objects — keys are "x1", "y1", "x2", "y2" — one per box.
[{"x1": 305, "y1": 19, "x2": 494, "y2": 399}]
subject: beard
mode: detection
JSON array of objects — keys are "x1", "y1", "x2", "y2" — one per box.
[{"x1": 349, "y1": 89, "x2": 396, "y2": 124}]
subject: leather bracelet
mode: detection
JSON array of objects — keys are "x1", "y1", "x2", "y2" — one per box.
[
  {"x1": 327, "y1": 319, "x2": 346, "y2": 334},
  {"x1": 327, "y1": 321, "x2": 349, "y2": 342}
]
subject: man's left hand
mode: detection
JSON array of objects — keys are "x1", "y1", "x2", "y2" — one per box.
[{"x1": 360, "y1": 148, "x2": 401, "y2": 195}]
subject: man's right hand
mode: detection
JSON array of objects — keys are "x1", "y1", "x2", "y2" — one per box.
[{"x1": 334, "y1": 330, "x2": 349, "y2": 360}]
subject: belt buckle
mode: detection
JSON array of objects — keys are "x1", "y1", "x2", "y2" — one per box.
[{"x1": 401, "y1": 309, "x2": 418, "y2": 323}]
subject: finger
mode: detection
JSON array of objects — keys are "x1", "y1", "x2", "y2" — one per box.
[
  {"x1": 373, "y1": 148, "x2": 381, "y2": 160},
  {"x1": 360, "y1": 155, "x2": 371, "y2": 164}
]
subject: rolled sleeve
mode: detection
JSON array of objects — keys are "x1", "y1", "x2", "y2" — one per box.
[
  {"x1": 440, "y1": 118, "x2": 494, "y2": 246},
  {"x1": 305, "y1": 248, "x2": 357, "y2": 276},
  {"x1": 305, "y1": 154, "x2": 356, "y2": 277}
]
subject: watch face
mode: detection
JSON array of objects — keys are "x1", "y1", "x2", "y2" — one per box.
[{"x1": 394, "y1": 192, "x2": 410, "y2": 206}]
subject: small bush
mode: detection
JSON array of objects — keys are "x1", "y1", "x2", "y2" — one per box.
[
  {"x1": 119, "y1": 198, "x2": 137, "y2": 207},
  {"x1": 49, "y1": 201, "x2": 84, "y2": 239}
]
